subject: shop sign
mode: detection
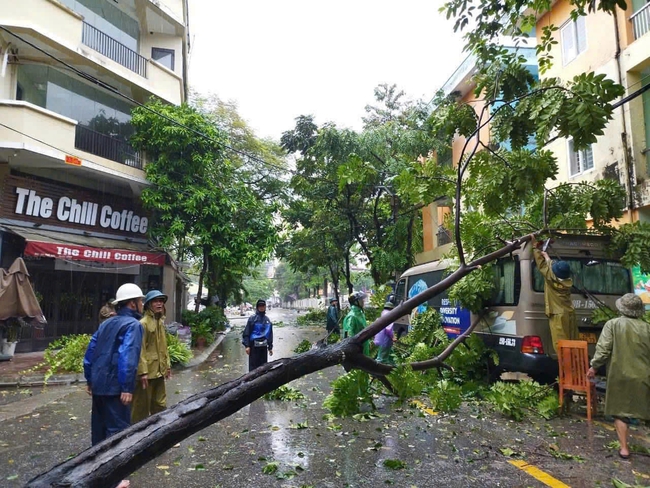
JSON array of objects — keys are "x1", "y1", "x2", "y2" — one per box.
[
  {"x1": 25, "y1": 241, "x2": 165, "y2": 266},
  {"x1": 0, "y1": 175, "x2": 150, "y2": 237}
]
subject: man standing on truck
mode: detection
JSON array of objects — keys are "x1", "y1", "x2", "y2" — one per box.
[{"x1": 531, "y1": 237, "x2": 578, "y2": 351}]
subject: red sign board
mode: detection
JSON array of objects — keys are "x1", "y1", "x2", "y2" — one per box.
[
  {"x1": 24, "y1": 241, "x2": 166, "y2": 266},
  {"x1": 65, "y1": 155, "x2": 82, "y2": 166}
]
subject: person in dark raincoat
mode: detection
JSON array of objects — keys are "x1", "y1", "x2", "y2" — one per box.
[
  {"x1": 531, "y1": 240, "x2": 577, "y2": 352},
  {"x1": 588, "y1": 293, "x2": 650, "y2": 460},
  {"x1": 326, "y1": 297, "x2": 340, "y2": 335},
  {"x1": 242, "y1": 299, "x2": 274, "y2": 371},
  {"x1": 84, "y1": 283, "x2": 144, "y2": 488}
]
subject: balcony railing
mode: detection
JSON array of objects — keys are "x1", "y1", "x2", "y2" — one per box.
[
  {"x1": 436, "y1": 226, "x2": 453, "y2": 246},
  {"x1": 75, "y1": 125, "x2": 144, "y2": 169},
  {"x1": 82, "y1": 22, "x2": 148, "y2": 77},
  {"x1": 631, "y1": 2, "x2": 650, "y2": 40}
]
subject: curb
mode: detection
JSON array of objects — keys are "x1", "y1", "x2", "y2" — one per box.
[
  {"x1": 175, "y1": 326, "x2": 230, "y2": 370},
  {"x1": 0, "y1": 327, "x2": 232, "y2": 387}
]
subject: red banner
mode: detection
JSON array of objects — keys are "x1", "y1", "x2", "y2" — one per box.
[{"x1": 24, "y1": 241, "x2": 166, "y2": 266}]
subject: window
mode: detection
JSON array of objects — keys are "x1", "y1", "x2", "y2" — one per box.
[
  {"x1": 532, "y1": 259, "x2": 631, "y2": 296},
  {"x1": 59, "y1": 0, "x2": 139, "y2": 50},
  {"x1": 488, "y1": 257, "x2": 521, "y2": 306},
  {"x1": 568, "y1": 139, "x2": 594, "y2": 177},
  {"x1": 561, "y1": 15, "x2": 587, "y2": 65},
  {"x1": 151, "y1": 48, "x2": 175, "y2": 71}
]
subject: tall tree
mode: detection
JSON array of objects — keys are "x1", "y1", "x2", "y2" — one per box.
[{"x1": 130, "y1": 99, "x2": 279, "y2": 310}]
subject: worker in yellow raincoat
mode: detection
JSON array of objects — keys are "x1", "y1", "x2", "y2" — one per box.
[
  {"x1": 131, "y1": 290, "x2": 171, "y2": 423},
  {"x1": 532, "y1": 241, "x2": 578, "y2": 353}
]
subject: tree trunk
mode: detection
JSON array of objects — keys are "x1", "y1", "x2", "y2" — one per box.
[
  {"x1": 28, "y1": 236, "x2": 533, "y2": 488},
  {"x1": 344, "y1": 249, "x2": 353, "y2": 294},
  {"x1": 194, "y1": 246, "x2": 208, "y2": 313}
]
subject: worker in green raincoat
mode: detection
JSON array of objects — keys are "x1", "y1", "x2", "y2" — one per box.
[
  {"x1": 342, "y1": 291, "x2": 370, "y2": 356},
  {"x1": 588, "y1": 293, "x2": 650, "y2": 460},
  {"x1": 532, "y1": 241, "x2": 578, "y2": 353}
]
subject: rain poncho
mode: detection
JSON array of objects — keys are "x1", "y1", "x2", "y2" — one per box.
[
  {"x1": 374, "y1": 309, "x2": 395, "y2": 365},
  {"x1": 343, "y1": 305, "x2": 370, "y2": 356},
  {"x1": 591, "y1": 316, "x2": 650, "y2": 420}
]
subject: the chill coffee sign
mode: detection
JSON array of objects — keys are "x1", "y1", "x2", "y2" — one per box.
[{"x1": 14, "y1": 187, "x2": 148, "y2": 234}]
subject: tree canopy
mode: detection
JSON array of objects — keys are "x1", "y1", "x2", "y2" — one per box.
[{"x1": 130, "y1": 98, "x2": 282, "y2": 307}]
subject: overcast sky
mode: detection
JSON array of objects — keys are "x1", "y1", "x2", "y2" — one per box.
[{"x1": 188, "y1": 1, "x2": 466, "y2": 141}]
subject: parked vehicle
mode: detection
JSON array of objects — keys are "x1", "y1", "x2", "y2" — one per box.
[{"x1": 393, "y1": 234, "x2": 632, "y2": 382}]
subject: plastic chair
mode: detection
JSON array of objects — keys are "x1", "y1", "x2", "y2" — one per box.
[{"x1": 557, "y1": 340, "x2": 597, "y2": 421}]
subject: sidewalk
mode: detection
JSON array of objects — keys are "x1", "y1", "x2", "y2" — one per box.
[{"x1": 0, "y1": 328, "x2": 230, "y2": 387}]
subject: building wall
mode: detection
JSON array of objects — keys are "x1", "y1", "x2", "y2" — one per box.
[{"x1": 537, "y1": 0, "x2": 650, "y2": 215}]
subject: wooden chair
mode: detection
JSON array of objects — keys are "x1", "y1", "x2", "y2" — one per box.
[{"x1": 557, "y1": 340, "x2": 597, "y2": 421}]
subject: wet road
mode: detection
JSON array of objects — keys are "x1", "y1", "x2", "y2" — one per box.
[{"x1": 1, "y1": 308, "x2": 649, "y2": 487}]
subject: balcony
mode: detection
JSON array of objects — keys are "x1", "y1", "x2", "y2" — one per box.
[
  {"x1": 0, "y1": 101, "x2": 146, "y2": 182},
  {"x1": 2, "y1": 0, "x2": 184, "y2": 104},
  {"x1": 436, "y1": 226, "x2": 453, "y2": 246},
  {"x1": 631, "y1": 2, "x2": 650, "y2": 40},
  {"x1": 82, "y1": 22, "x2": 148, "y2": 77},
  {"x1": 75, "y1": 125, "x2": 144, "y2": 169}
]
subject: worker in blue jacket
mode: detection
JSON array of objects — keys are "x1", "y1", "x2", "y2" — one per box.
[
  {"x1": 242, "y1": 299, "x2": 273, "y2": 371},
  {"x1": 84, "y1": 283, "x2": 145, "y2": 448}
]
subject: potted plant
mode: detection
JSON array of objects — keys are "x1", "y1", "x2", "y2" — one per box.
[
  {"x1": 191, "y1": 320, "x2": 213, "y2": 349},
  {"x1": 0, "y1": 318, "x2": 22, "y2": 357}
]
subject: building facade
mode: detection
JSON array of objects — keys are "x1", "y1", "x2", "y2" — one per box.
[
  {"x1": 535, "y1": 0, "x2": 650, "y2": 223},
  {"x1": 0, "y1": 0, "x2": 189, "y2": 351},
  {"x1": 416, "y1": 47, "x2": 538, "y2": 265}
]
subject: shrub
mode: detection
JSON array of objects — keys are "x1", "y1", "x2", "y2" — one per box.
[
  {"x1": 167, "y1": 333, "x2": 193, "y2": 365},
  {"x1": 182, "y1": 307, "x2": 228, "y2": 332}
]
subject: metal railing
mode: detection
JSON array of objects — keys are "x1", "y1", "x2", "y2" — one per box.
[
  {"x1": 82, "y1": 22, "x2": 148, "y2": 77},
  {"x1": 631, "y1": 2, "x2": 650, "y2": 40},
  {"x1": 436, "y1": 226, "x2": 453, "y2": 246},
  {"x1": 75, "y1": 125, "x2": 144, "y2": 169}
]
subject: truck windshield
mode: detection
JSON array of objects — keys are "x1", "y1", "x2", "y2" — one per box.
[{"x1": 533, "y1": 259, "x2": 631, "y2": 295}]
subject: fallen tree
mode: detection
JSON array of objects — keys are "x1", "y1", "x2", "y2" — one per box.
[{"x1": 26, "y1": 237, "x2": 530, "y2": 488}]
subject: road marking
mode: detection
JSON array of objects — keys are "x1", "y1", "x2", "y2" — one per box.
[
  {"x1": 410, "y1": 399, "x2": 438, "y2": 416},
  {"x1": 509, "y1": 460, "x2": 571, "y2": 488}
]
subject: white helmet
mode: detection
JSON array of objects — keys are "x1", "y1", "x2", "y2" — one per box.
[{"x1": 113, "y1": 283, "x2": 145, "y2": 305}]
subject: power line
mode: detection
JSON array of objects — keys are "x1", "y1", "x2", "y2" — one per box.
[{"x1": 0, "y1": 26, "x2": 294, "y2": 177}]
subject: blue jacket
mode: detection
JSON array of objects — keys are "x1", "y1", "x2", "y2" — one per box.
[
  {"x1": 83, "y1": 307, "x2": 143, "y2": 395},
  {"x1": 242, "y1": 312, "x2": 273, "y2": 350}
]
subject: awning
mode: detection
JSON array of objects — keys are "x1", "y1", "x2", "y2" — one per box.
[{"x1": 2, "y1": 226, "x2": 166, "y2": 266}]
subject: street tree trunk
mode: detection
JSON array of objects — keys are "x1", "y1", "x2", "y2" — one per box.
[
  {"x1": 28, "y1": 236, "x2": 533, "y2": 488},
  {"x1": 194, "y1": 246, "x2": 208, "y2": 313}
]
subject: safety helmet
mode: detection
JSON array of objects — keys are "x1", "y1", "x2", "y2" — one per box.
[
  {"x1": 329, "y1": 297, "x2": 337, "y2": 303},
  {"x1": 348, "y1": 291, "x2": 367, "y2": 307},
  {"x1": 383, "y1": 301, "x2": 395, "y2": 310},
  {"x1": 112, "y1": 283, "x2": 145, "y2": 305},
  {"x1": 144, "y1": 290, "x2": 168, "y2": 307}
]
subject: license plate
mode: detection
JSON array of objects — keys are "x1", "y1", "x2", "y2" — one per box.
[{"x1": 579, "y1": 332, "x2": 597, "y2": 344}]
